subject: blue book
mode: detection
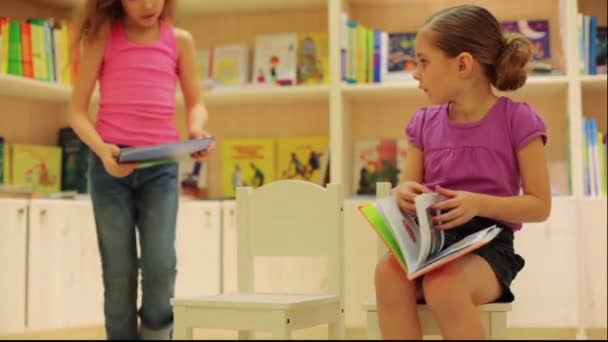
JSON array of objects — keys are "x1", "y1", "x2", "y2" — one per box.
[{"x1": 118, "y1": 137, "x2": 215, "y2": 163}]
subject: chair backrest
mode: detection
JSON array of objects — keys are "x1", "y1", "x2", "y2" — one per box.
[
  {"x1": 375, "y1": 182, "x2": 393, "y2": 260},
  {"x1": 236, "y1": 180, "x2": 344, "y2": 297}
]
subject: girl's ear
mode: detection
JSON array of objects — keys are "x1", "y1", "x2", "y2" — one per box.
[{"x1": 456, "y1": 52, "x2": 474, "y2": 77}]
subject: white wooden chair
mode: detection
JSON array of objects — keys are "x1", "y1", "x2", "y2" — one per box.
[
  {"x1": 362, "y1": 182, "x2": 511, "y2": 340},
  {"x1": 171, "y1": 180, "x2": 345, "y2": 340}
]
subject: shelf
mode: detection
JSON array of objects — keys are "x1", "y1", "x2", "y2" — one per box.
[
  {"x1": 0, "y1": 74, "x2": 73, "y2": 103},
  {"x1": 196, "y1": 85, "x2": 330, "y2": 106},
  {"x1": 581, "y1": 74, "x2": 608, "y2": 91},
  {"x1": 341, "y1": 75, "x2": 569, "y2": 101}
]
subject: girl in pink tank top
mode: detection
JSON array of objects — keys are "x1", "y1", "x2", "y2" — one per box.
[{"x1": 68, "y1": 1, "x2": 213, "y2": 339}]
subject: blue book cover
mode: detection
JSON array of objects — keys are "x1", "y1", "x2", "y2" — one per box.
[{"x1": 118, "y1": 137, "x2": 215, "y2": 163}]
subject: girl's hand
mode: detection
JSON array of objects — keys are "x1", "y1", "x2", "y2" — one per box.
[
  {"x1": 99, "y1": 144, "x2": 138, "y2": 178},
  {"x1": 188, "y1": 130, "x2": 215, "y2": 160},
  {"x1": 432, "y1": 185, "x2": 482, "y2": 230},
  {"x1": 396, "y1": 181, "x2": 432, "y2": 215}
]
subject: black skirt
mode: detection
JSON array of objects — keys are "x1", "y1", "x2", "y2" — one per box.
[{"x1": 440, "y1": 216, "x2": 525, "y2": 303}]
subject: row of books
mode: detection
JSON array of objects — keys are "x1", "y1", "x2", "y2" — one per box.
[
  {"x1": 0, "y1": 17, "x2": 79, "y2": 85},
  {"x1": 578, "y1": 14, "x2": 608, "y2": 75},
  {"x1": 582, "y1": 117, "x2": 607, "y2": 197},
  {"x1": 197, "y1": 32, "x2": 329, "y2": 89},
  {"x1": 341, "y1": 15, "x2": 556, "y2": 84}
]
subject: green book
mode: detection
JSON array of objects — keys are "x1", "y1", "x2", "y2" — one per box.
[{"x1": 7, "y1": 20, "x2": 22, "y2": 76}]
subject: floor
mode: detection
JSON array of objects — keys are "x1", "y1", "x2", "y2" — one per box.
[{"x1": 1, "y1": 325, "x2": 607, "y2": 340}]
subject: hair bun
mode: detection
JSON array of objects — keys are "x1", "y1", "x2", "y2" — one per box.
[{"x1": 494, "y1": 32, "x2": 532, "y2": 91}]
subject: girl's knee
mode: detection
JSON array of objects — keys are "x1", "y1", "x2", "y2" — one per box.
[
  {"x1": 375, "y1": 254, "x2": 406, "y2": 285},
  {"x1": 422, "y1": 266, "x2": 464, "y2": 309}
]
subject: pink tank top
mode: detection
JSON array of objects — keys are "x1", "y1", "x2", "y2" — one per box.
[{"x1": 96, "y1": 20, "x2": 179, "y2": 147}]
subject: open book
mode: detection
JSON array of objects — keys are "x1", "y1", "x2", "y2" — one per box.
[
  {"x1": 359, "y1": 193, "x2": 502, "y2": 280},
  {"x1": 118, "y1": 137, "x2": 216, "y2": 163}
]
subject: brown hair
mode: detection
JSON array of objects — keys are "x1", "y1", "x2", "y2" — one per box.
[
  {"x1": 74, "y1": 0, "x2": 175, "y2": 45},
  {"x1": 421, "y1": 5, "x2": 532, "y2": 91}
]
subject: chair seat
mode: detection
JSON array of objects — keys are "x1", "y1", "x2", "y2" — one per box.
[
  {"x1": 363, "y1": 296, "x2": 512, "y2": 312},
  {"x1": 172, "y1": 293, "x2": 339, "y2": 310}
]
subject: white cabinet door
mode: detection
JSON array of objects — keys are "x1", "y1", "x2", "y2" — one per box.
[
  {"x1": 0, "y1": 198, "x2": 28, "y2": 333},
  {"x1": 508, "y1": 197, "x2": 580, "y2": 327},
  {"x1": 174, "y1": 201, "x2": 222, "y2": 298},
  {"x1": 220, "y1": 200, "x2": 327, "y2": 295},
  {"x1": 27, "y1": 198, "x2": 103, "y2": 330},
  {"x1": 578, "y1": 197, "x2": 607, "y2": 329}
]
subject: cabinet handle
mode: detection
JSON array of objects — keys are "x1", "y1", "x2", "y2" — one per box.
[
  {"x1": 40, "y1": 209, "x2": 47, "y2": 217},
  {"x1": 17, "y1": 208, "x2": 25, "y2": 216}
]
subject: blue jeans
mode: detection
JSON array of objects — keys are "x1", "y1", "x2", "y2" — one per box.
[{"x1": 89, "y1": 153, "x2": 178, "y2": 340}]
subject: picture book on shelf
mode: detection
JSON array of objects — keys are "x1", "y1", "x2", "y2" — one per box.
[
  {"x1": 253, "y1": 33, "x2": 298, "y2": 86},
  {"x1": 276, "y1": 136, "x2": 328, "y2": 184},
  {"x1": 359, "y1": 193, "x2": 501, "y2": 280},
  {"x1": 212, "y1": 43, "x2": 250, "y2": 87},
  {"x1": 297, "y1": 32, "x2": 329, "y2": 85},
  {"x1": 11, "y1": 143, "x2": 62, "y2": 195},
  {"x1": 220, "y1": 138, "x2": 275, "y2": 198},
  {"x1": 353, "y1": 139, "x2": 405, "y2": 195}
]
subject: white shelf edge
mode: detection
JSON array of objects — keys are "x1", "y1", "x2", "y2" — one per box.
[{"x1": 179, "y1": 85, "x2": 331, "y2": 106}]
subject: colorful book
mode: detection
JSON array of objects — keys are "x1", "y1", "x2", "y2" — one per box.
[
  {"x1": 353, "y1": 139, "x2": 402, "y2": 195},
  {"x1": 253, "y1": 33, "x2": 298, "y2": 86},
  {"x1": 297, "y1": 32, "x2": 329, "y2": 85},
  {"x1": 178, "y1": 157, "x2": 208, "y2": 199},
  {"x1": 359, "y1": 193, "x2": 501, "y2": 280},
  {"x1": 220, "y1": 138, "x2": 275, "y2": 198},
  {"x1": 11, "y1": 143, "x2": 62, "y2": 194},
  {"x1": 212, "y1": 43, "x2": 249, "y2": 87},
  {"x1": 117, "y1": 137, "x2": 215, "y2": 163},
  {"x1": 276, "y1": 136, "x2": 328, "y2": 184}
]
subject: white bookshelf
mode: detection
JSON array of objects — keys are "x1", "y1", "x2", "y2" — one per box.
[{"x1": 0, "y1": 0, "x2": 603, "y2": 199}]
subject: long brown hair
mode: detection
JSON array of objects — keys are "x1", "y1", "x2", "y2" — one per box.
[
  {"x1": 74, "y1": 0, "x2": 175, "y2": 45},
  {"x1": 421, "y1": 5, "x2": 532, "y2": 91}
]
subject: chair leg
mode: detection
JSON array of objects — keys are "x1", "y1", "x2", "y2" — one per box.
[
  {"x1": 237, "y1": 330, "x2": 254, "y2": 339},
  {"x1": 173, "y1": 307, "x2": 193, "y2": 340},
  {"x1": 489, "y1": 311, "x2": 507, "y2": 340},
  {"x1": 329, "y1": 309, "x2": 345, "y2": 339}
]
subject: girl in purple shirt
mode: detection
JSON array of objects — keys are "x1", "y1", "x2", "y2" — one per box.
[{"x1": 374, "y1": 5, "x2": 552, "y2": 340}]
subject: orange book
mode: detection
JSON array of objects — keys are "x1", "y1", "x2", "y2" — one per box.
[
  {"x1": 359, "y1": 193, "x2": 501, "y2": 280},
  {"x1": 20, "y1": 21, "x2": 33, "y2": 78}
]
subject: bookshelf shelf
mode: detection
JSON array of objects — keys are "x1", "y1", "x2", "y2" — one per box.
[
  {"x1": 581, "y1": 74, "x2": 608, "y2": 91},
  {"x1": 341, "y1": 75, "x2": 569, "y2": 101},
  {"x1": 200, "y1": 85, "x2": 330, "y2": 106},
  {"x1": 0, "y1": 74, "x2": 72, "y2": 103}
]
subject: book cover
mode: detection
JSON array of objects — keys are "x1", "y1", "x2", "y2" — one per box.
[
  {"x1": 501, "y1": 19, "x2": 550, "y2": 61},
  {"x1": 596, "y1": 26, "x2": 607, "y2": 74},
  {"x1": 388, "y1": 32, "x2": 417, "y2": 73},
  {"x1": 117, "y1": 138, "x2": 215, "y2": 163},
  {"x1": 212, "y1": 43, "x2": 249, "y2": 87},
  {"x1": 276, "y1": 136, "x2": 329, "y2": 184},
  {"x1": 220, "y1": 138, "x2": 275, "y2": 198},
  {"x1": 253, "y1": 33, "x2": 298, "y2": 86},
  {"x1": 353, "y1": 139, "x2": 401, "y2": 195},
  {"x1": 359, "y1": 193, "x2": 501, "y2": 279},
  {"x1": 58, "y1": 127, "x2": 90, "y2": 194},
  {"x1": 11, "y1": 143, "x2": 62, "y2": 194},
  {"x1": 297, "y1": 32, "x2": 329, "y2": 85}
]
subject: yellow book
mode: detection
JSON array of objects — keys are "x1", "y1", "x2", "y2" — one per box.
[
  {"x1": 1, "y1": 18, "x2": 10, "y2": 74},
  {"x1": 297, "y1": 32, "x2": 329, "y2": 85},
  {"x1": 11, "y1": 144, "x2": 62, "y2": 194},
  {"x1": 276, "y1": 136, "x2": 328, "y2": 184},
  {"x1": 220, "y1": 138, "x2": 275, "y2": 198},
  {"x1": 30, "y1": 22, "x2": 48, "y2": 81},
  {"x1": 60, "y1": 21, "x2": 72, "y2": 86}
]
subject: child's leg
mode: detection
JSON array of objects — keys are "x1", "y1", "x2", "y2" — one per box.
[
  {"x1": 135, "y1": 163, "x2": 179, "y2": 340},
  {"x1": 422, "y1": 254, "x2": 502, "y2": 340},
  {"x1": 375, "y1": 253, "x2": 423, "y2": 339},
  {"x1": 89, "y1": 155, "x2": 139, "y2": 340}
]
